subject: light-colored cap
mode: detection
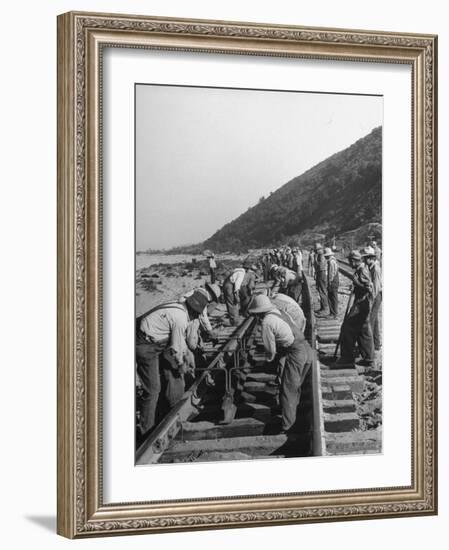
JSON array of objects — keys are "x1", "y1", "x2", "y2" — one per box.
[
  {"x1": 360, "y1": 246, "x2": 376, "y2": 258},
  {"x1": 323, "y1": 247, "x2": 334, "y2": 256},
  {"x1": 315, "y1": 243, "x2": 323, "y2": 250},
  {"x1": 248, "y1": 294, "x2": 274, "y2": 314},
  {"x1": 348, "y1": 250, "x2": 362, "y2": 261}
]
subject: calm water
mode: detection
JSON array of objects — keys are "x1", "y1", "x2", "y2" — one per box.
[
  {"x1": 136, "y1": 252, "x2": 245, "y2": 270},
  {"x1": 136, "y1": 254, "x2": 201, "y2": 270}
]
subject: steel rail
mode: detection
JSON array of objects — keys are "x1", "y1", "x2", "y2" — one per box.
[
  {"x1": 136, "y1": 315, "x2": 257, "y2": 464},
  {"x1": 301, "y1": 274, "x2": 325, "y2": 456}
]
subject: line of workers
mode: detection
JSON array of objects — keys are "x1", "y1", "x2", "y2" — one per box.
[{"x1": 135, "y1": 243, "x2": 382, "y2": 440}]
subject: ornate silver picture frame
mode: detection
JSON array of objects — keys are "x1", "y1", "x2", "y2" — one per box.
[{"x1": 57, "y1": 11, "x2": 437, "y2": 538}]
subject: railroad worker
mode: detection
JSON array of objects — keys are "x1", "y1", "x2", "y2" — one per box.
[
  {"x1": 362, "y1": 246, "x2": 382, "y2": 351},
  {"x1": 261, "y1": 251, "x2": 272, "y2": 282},
  {"x1": 180, "y1": 282, "x2": 221, "y2": 341},
  {"x1": 314, "y1": 243, "x2": 329, "y2": 314},
  {"x1": 273, "y1": 266, "x2": 302, "y2": 302},
  {"x1": 248, "y1": 295, "x2": 314, "y2": 433},
  {"x1": 135, "y1": 290, "x2": 209, "y2": 435},
  {"x1": 239, "y1": 263, "x2": 258, "y2": 315},
  {"x1": 269, "y1": 263, "x2": 279, "y2": 281},
  {"x1": 293, "y1": 247, "x2": 303, "y2": 277},
  {"x1": 270, "y1": 292, "x2": 306, "y2": 333},
  {"x1": 323, "y1": 247, "x2": 339, "y2": 319},
  {"x1": 285, "y1": 247, "x2": 294, "y2": 270},
  {"x1": 371, "y1": 240, "x2": 382, "y2": 264},
  {"x1": 222, "y1": 266, "x2": 246, "y2": 326},
  {"x1": 208, "y1": 253, "x2": 217, "y2": 284},
  {"x1": 308, "y1": 247, "x2": 315, "y2": 277},
  {"x1": 338, "y1": 250, "x2": 374, "y2": 366}
]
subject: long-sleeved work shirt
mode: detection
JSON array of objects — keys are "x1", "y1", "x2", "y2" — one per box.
[
  {"x1": 261, "y1": 308, "x2": 295, "y2": 362},
  {"x1": 271, "y1": 293, "x2": 306, "y2": 333},
  {"x1": 327, "y1": 256, "x2": 339, "y2": 287},
  {"x1": 369, "y1": 260, "x2": 382, "y2": 299},
  {"x1": 139, "y1": 303, "x2": 198, "y2": 366},
  {"x1": 209, "y1": 258, "x2": 217, "y2": 269},
  {"x1": 294, "y1": 251, "x2": 303, "y2": 271},
  {"x1": 314, "y1": 251, "x2": 327, "y2": 275},
  {"x1": 352, "y1": 263, "x2": 373, "y2": 302}
]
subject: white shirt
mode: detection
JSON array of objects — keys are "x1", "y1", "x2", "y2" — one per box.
[
  {"x1": 139, "y1": 303, "x2": 198, "y2": 366},
  {"x1": 261, "y1": 308, "x2": 294, "y2": 361},
  {"x1": 229, "y1": 268, "x2": 246, "y2": 292}
]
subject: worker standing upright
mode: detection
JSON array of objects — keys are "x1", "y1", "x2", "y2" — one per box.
[
  {"x1": 314, "y1": 243, "x2": 328, "y2": 314},
  {"x1": 338, "y1": 250, "x2": 374, "y2": 366},
  {"x1": 239, "y1": 263, "x2": 258, "y2": 315},
  {"x1": 323, "y1": 247, "x2": 339, "y2": 319},
  {"x1": 208, "y1": 253, "x2": 217, "y2": 284},
  {"x1": 222, "y1": 267, "x2": 245, "y2": 326},
  {"x1": 293, "y1": 247, "x2": 303, "y2": 277},
  {"x1": 362, "y1": 246, "x2": 382, "y2": 351},
  {"x1": 308, "y1": 248, "x2": 315, "y2": 277}
]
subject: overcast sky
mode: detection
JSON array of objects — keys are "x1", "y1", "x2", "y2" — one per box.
[{"x1": 136, "y1": 84, "x2": 382, "y2": 251}]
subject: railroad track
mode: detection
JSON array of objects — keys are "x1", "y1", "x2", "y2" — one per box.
[
  {"x1": 136, "y1": 278, "x2": 318, "y2": 465},
  {"x1": 136, "y1": 258, "x2": 381, "y2": 465},
  {"x1": 307, "y1": 261, "x2": 382, "y2": 455}
]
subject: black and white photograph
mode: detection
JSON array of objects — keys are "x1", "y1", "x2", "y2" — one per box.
[{"x1": 135, "y1": 83, "x2": 383, "y2": 464}]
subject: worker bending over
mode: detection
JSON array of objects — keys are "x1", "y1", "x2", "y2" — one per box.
[
  {"x1": 135, "y1": 290, "x2": 208, "y2": 436},
  {"x1": 248, "y1": 295, "x2": 314, "y2": 433}
]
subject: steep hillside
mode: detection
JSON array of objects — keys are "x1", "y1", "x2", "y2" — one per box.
[{"x1": 203, "y1": 126, "x2": 382, "y2": 251}]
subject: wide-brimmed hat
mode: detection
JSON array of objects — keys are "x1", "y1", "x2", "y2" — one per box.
[
  {"x1": 360, "y1": 246, "x2": 376, "y2": 258},
  {"x1": 205, "y1": 282, "x2": 221, "y2": 302},
  {"x1": 315, "y1": 243, "x2": 323, "y2": 250},
  {"x1": 323, "y1": 247, "x2": 334, "y2": 257},
  {"x1": 270, "y1": 264, "x2": 279, "y2": 273},
  {"x1": 186, "y1": 290, "x2": 209, "y2": 313},
  {"x1": 347, "y1": 250, "x2": 362, "y2": 261},
  {"x1": 248, "y1": 294, "x2": 274, "y2": 314}
]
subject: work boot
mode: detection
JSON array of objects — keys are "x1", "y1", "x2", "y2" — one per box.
[{"x1": 356, "y1": 358, "x2": 374, "y2": 367}]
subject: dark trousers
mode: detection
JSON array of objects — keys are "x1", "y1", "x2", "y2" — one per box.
[
  {"x1": 280, "y1": 338, "x2": 314, "y2": 431},
  {"x1": 135, "y1": 334, "x2": 164, "y2": 434},
  {"x1": 328, "y1": 283, "x2": 339, "y2": 317},
  {"x1": 159, "y1": 363, "x2": 185, "y2": 415},
  {"x1": 223, "y1": 280, "x2": 239, "y2": 326},
  {"x1": 370, "y1": 292, "x2": 382, "y2": 350},
  {"x1": 136, "y1": 333, "x2": 185, "y2": 434},
  {"x1": 340, "y1": 299, "x2": 374, "y2": 363},
  {"x1": 315, "y1": 272, "x2": 328, "y2": 311},
  {"x1": 239, "y1": 285, "x2": 252, "y2": 316},
  {"x1": 210, "y1": 268, "x2": 216, "y2": 284}
]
